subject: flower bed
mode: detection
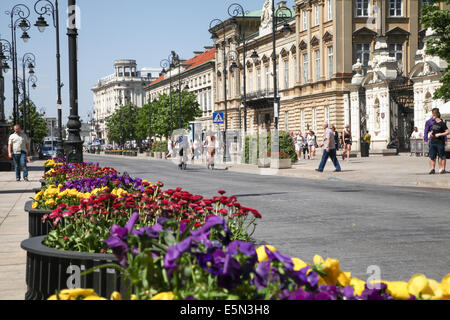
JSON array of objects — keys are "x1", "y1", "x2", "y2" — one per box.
[{"x1": 28, "y1": 160, "x2": 450, "y2": 301}]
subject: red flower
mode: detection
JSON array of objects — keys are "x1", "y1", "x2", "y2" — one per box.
[{"x1": 218, "y1": 190, "x2": 227, "y2": 195}]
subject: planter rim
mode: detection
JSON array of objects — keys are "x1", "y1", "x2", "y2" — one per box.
[
  {"x1": 21, "y1": 236, "x2": 117, "y2": 261},
  {"x1": 24, "y1": 200, "x2": 52, "y2": 214}
]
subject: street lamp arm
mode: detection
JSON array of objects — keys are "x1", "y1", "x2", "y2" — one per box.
[
  {"x1": 5, "y1": 4, "x2": 31, "y2": 21},
  {"x1": 34, "y1": 0, "x2": 57, "y2": 28},
  {"x1": 274, "y1": 6, "x2": 294, "y2": 27},
  {"x1": 22, "y1": 52, "x2": 36, "y2": 67}
]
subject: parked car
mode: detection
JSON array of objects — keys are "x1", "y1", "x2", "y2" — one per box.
[{"x1": 42, "y1": 145, "x2": 57, "y2": 159}]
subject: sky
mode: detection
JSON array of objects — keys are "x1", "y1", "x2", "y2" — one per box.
[{"x1": 1, "y1": 0, "x2": 294, "y2": 124}]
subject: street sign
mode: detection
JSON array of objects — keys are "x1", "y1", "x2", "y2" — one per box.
[{"x1": 213, "y1": 112, "x2": 224, "y2": 124}]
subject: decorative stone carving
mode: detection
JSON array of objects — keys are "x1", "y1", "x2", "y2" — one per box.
[
  {"x1": 352, "y1": 59, "x2": 364, "y2": 86},
  {"x1": 260, "y1": 0, "x2": 273, "y2": 37}
]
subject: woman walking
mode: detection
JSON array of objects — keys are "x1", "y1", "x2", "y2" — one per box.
[
  {"x1": 308, "y1": 131, "x2": 316, "y2": 160},
  {"x1": 342, "y1": 125, "x2": 352, "y2": 161},
  {"x1": 295, "y1": 132, "x2": 304, "y2": 161},
  {"x1": 206, "y1": 135, "x2": 216, "y2": 170}
]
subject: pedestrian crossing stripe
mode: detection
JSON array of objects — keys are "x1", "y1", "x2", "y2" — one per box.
[{"x1": 213, "y1": 112, "x2": 224, "y2": 124}]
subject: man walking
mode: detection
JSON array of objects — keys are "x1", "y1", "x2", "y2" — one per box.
[
  {"x1": 8, "y1": 124, "x2": 31, "y2": 182},
  {"x1": 316, "y1": 122, "x2": 342, "y2": 173}
]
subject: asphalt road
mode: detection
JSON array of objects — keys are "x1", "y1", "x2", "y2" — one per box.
[{"x1": 85, "y1": 155, "x2": 450, "y2": 283}]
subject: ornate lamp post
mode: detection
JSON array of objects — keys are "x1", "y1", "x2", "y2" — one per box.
[
  {"x1": 5, "y1": 4, "x2": 32, "y2": 125},
  {"x1": 209, "y1": 18, "x2": 228, "y2": 162},
  {"x1": 228, "y1": 3, "x2": 249, "y2": 134},
  {"x1": 0, "y1": 39, "x2": 12, "y2": 124},
  {"x1": 21, "y1": 52, "x2": 36, "y2": 136},
  {"x1": 33, "y1": 0, "x2": 65, "y2": 157},
  {"x1": 171, "y1": 51, "x2": 184, "y2": 130},
  {"x1": 65, "y1": 0, "x2": 83, "y2": 163},
  {"x1": 160, "y1": 54, "x2": 175, "y2": 136}
]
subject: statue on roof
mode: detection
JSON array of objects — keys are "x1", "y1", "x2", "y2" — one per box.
[{"x1": 261, "y1": 0, "x2": 273, "y2": 29}]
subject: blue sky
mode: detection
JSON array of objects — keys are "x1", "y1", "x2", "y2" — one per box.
[{"x1": 1, "y1": 0, "x2": 294, "y2": 123}]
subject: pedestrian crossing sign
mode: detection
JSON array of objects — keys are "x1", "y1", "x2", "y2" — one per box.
[{"x1": 213, "y1": 112, "x2": 225, "y2": 124}]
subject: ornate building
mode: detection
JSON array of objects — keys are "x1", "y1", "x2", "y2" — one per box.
[
  {"x1": 145, "y1": 48, "x2": 216, "y2": 133},
  {"x1": 91, "y1": 60, "x2": 160, "y2": 145}
]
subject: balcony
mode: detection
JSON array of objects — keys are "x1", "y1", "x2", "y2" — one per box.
[{"x1": 244, "y1": 90, "x2": 275, "y2": 109}]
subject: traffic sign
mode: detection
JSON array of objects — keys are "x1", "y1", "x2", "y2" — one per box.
[{"x1": 213, "y1": 112, "x2": 224, "y2": 124}]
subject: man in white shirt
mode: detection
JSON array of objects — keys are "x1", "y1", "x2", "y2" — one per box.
[
  {"x1": 411, "y1": 127, "x2": 422, "y2": 140},
  {"x1": 316, "y1": 123, "x2": 342, "y2": 172},
  {"x1": 8, "y1": 125, "x2": 31, "y2": 182}
]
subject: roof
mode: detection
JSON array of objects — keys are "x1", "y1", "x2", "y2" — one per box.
[{"x1": 149, "y1": 48, "x2": 216, "y2": 86}]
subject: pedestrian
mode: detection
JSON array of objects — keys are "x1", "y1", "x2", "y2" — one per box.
[
  {"x1": 166, "y1": 137, "x2": 173, "y2": 159},
  {"x1": 307, "y1": 131, "x2": 316, "y2": 160},
  {"x1": 316, "y1": 123, "x2": 342, "y2": 173},
  {"x1": 302, "y1": 133, "x2": 309, "y2": 160},
  {"x1": 331, "y1": 125, "x2": 339, "y2": 150},
  {"x1": 295, "y1": 131, "x2": 304, "y2": 160},
  {"x1": 206, "y1": 135, "x2": 216, "y2": 170},
  {"x1": 364, "y1": 131, "x2": 372, "y2": 149},
  {"x1": 193, "y1": 138, "x2": 200, "y2": 160},
  {"x1": 424, "y1": 107, "x2": 447, "y2": 159},
  {"x1": 427, "y1": 109, "x2": 448, "y2": 174},
  {"x1": 410, "y1": 127, "x2": 422, "y2": 157},
  {"x1": 8, "y1": 124, "x2": 31, "y2": 182},
  {"x1": 342, "y1": 125, "x2": 352, "y2": 161}
]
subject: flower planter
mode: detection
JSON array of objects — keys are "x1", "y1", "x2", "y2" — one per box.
[
  {"x1": 39, "y1": 179, "x2": 46, "y2": 188},
  {"x1": 21, "y1": 236, "x2": 125, "y2": 300},
  {"x1": 257, "y1": 158, "x2": 271, "y2": 168},
  {"x1": 270, "y1": 158, "x2": 292, "y2": 169},
  {"x1": 24, "y1": 201, "x2": 53, "y2": 238}
]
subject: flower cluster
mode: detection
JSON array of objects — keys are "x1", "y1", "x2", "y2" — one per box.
[{"x1": 89, "y1": 214, "x2": 440, "y2": 301}]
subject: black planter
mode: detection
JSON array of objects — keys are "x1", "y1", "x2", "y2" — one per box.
[
  {"x1": 39, "y1": 179, "x2": 46, "y2": 188},
  {"x1": 33, "y1": 187, "x2": 42, "y2": 194},
  {"x1": 25, "y1": 201, "x2": 54, "y2": 238},
  {"x1": 21, "y1": 236, "x2": 125, "y2": 300}
]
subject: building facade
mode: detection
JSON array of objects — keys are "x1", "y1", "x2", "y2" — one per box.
[
  {"x1": 91, "y1": 60, "x2": 160, "y2": 144},
  {"x1": 145, "y1": 48, "x2": 216, "y2": 133}
]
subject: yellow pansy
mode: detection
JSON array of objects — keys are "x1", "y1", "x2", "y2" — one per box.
[
  {"x1": 442, "y1": 274, "x2": 450, "y2": 300},
  {"x1": 408, "y1": 274, "x2": 443, "y2": 300},
  {"x1": 45, "y1": 199, "x2": 56, "y2": 207},
  {"x1": 59, "y1": 288, "x2": 97, "y2": 298},
  {"x1": 313, "y1": 255, "x2": 342, "y2": 285},
  {"x1": 256, "y1": 245, "x2": 277, "y2": 263},
  {"x1": 350, "y1": 277, "x2": 366, "y2": 296},
  {"x1": 110, "y1": 292, "x2": 122, "y2": 300},
  {"x1": 292, "y1": 258, "x2": 309, "y2": 271},
  {"x1": 32, "y1": 201, "x2": 38, "y2": 209},
  {"x1": 151, "y1": 292, "x2": 174, "y2": 300},
  {"x1": 381, "y1": 281, "x2": 411, "y2": 300},
  {"x1": 83, "y1": 296, "x2": 107, "y2": 300},
  {"x1": 68, "y1": 189, "x2": 79, "y2": 197},
  {"x1": 337, "y1": 271, "x2": 352, "y2": 287}
]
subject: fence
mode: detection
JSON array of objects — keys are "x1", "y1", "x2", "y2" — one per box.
[{"x1": 410, "y1": 139, "x2": 429, "y2": 157}]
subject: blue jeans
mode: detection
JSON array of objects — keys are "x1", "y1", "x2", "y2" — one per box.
[
  {"x1": 318, "y1": 148, "x2": 341, "y2": 172},
  {"x1": 13, "y1": 152, "x2": 28, "y2": 180}
]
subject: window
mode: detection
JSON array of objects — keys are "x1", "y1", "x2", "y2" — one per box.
[
  {"x1": 328, "y1": 46, "x2": 333, "y2": 78},
  {"x1": 284, "y1": 60, "x2": 289, "y2": 89},
  {"x1": 315, "y1": 4, "x2": 319, "y2": 26},
  {"x1": 313, "y1": 107, "x2": 317, "y2": 132},
  {"x1": 301, "y1": 109, "x2": 305, "y2": 133},
  {"x1": 265, "y1": 66, "x2": 270, "y2": 93},
  {"x1": 303, "y1": 10, "x2": 308, "y2": 31},
  {"x1": 355, "y1": 43, "x2": 371, "y2": 74},
  {"x1": 315, "y1": 50, "x2": 321, "y2": 82},
  {"x1": 249, "y1": 70, "x2": 253, "y2": 93},
  {"x1": 303, "y1": 53, "x2": 309, "y2": 83},
  {"x1": 421, "y1": 0, "x2": 433, "y2": 5},
  {"x1": 285, "y1": 112, "x2": 289, "y2": 131},
  {"x1": 324, "y1": 106, "x2": 330, "y2": 124},
  {"x1": 257, "y1": 68, "x2": 261, "y2": 91},
  {"x1": 204, "y1": 92, "x2": 207, "y2": 112},
  {"x1": 356, "y1": 0, "x2": 369, "y2": 17},
  {"x1": 389, "y1": 0, "x2": 402, "y2": 17},
  {"x1": 294, "y1": 57, "x2": 298, "y2": 82},
  {"x1": 389, "y1": 43, "x2": 403, "y2": 69},
  {"x1": 328, "y1": 0, "x2": 333, "y2": 21}
]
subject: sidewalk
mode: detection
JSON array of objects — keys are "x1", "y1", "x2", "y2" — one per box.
[
  {"x1": 0, "y1": 161, "x2": 44, "y2": 300},
  {"x1": 87, "y1": 152, "x2": 450, "y2": 190}
]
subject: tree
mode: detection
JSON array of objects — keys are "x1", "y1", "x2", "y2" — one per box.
[
  {"x1": 421, "y1": 1, "x2": 450, "y2": 100},
  {"x1": 106, "y1": 104, "x2": 138, "y2": 147},
  {"x1": 136, "y1": 91, "x2": 202, "y2": 139},
  {"x1": 9, "y1": 101, "x2": 48, "y2": 143}
]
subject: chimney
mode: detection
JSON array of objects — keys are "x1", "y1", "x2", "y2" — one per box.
[
  {"x1": 193, "y1": 51, "x2": 203, "y2": 57},
  {"x1": 204, "y1": 46, "x2": 213, "y2": 52}
]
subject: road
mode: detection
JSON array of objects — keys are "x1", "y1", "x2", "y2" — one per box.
[{"x1": 85, "y1": 155, "x2": 450, "y2": 283}]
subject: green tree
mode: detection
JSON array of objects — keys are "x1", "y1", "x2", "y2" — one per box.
[
  {"x1": 421, "y1": 1, "x2": 450, "y2": 100},
  {"x1": 9, "y1": 101, "x2": 48, "y2": 143},
  {"x1": 106, "y1": 104, "x2": 138, "y2": 147},
  {"x1": 136, "y1": 91, "x2": 202, "y2": 139}
]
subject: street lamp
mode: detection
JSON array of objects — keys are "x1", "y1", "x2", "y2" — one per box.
[
  {"x1": 209, "y1": 18, "x2": 229, "y2": 162},
  {"x1": 160, "y1": 54, "x2": 175, "y2": 136},
  {"x1": 171, "y1": 51, "x2": 184, "y2": 130},
  {"x1": 33, "y1": 0, "x2": 65, "y2": 157},
  {"x1": 21, "y1": 53, "x2": 36, "y2": 136},
  {"x1": 5, "y1": 4, "x2": 32, "y2": 125},
  {"x1": 0, "y1": 39, "x2": 13, "y2": 124},
  {"x1": 65, "y1": 0, "x2": 83, "y2": 163},
  {"x1": 271, "y1": 1, "x2": 293, "y2": 131}
]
